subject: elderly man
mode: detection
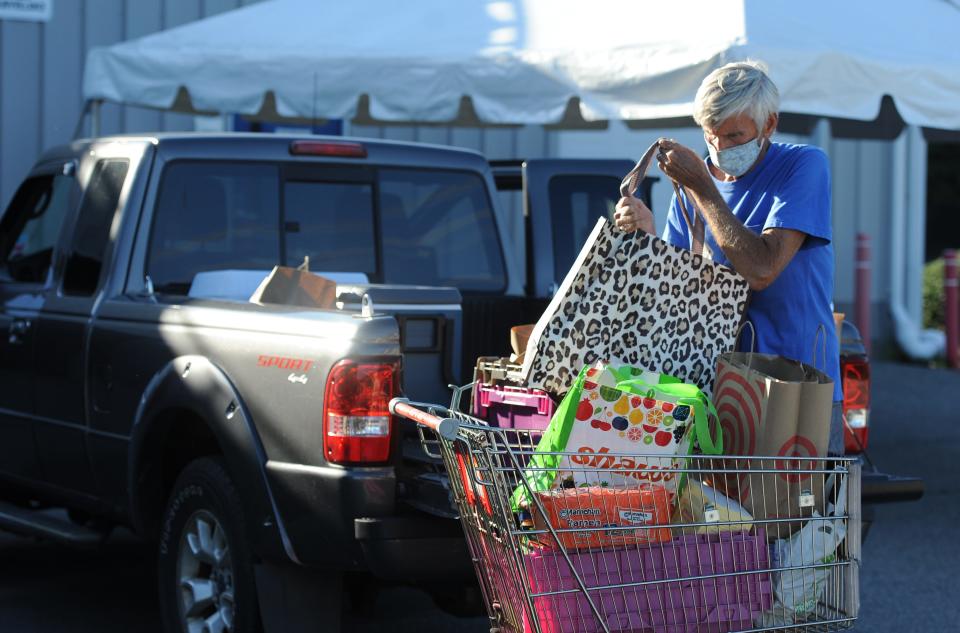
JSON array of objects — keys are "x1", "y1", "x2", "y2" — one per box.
[{"x1": 614, "y1": 60, "x2": 844, "y2": 455}]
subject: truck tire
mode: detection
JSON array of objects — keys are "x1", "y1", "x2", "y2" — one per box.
[{"x1": 158, "y1": 457, "x2": 261, "y2": 633}]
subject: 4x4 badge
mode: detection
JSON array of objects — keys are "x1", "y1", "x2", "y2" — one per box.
[{"x1": 288, "y1": 373, "x2": 308, "y2": 385}]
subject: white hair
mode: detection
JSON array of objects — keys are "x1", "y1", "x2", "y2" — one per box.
[{"x1": 693, "y1": 60, "x2": 780, "y2": 132}]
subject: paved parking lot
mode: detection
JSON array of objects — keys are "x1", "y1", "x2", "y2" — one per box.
[{"x1": 0, "y1": 361, "x2": 956, "y2": 632}]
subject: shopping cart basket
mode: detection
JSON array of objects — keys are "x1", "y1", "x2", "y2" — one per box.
[{"x1": 390, "y1": 392, "x2": 861, "y2": 633}]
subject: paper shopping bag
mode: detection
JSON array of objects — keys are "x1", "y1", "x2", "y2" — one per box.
[
  {"x1": 249, "y1": 266, "x2": 337, "y2": 309},
  {"x1": 712, "y1": 351, "x2": 834, "y2": 522},
  {"x1": 511, "y1": 362, "x2": 723, "y2": 510},
  {"x1": 520, "y1": 218, "x2": 750, "y2": 397}
]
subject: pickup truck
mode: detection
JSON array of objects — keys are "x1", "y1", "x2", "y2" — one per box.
[{"x1": 0, "y1": 133, "x2": 919, "y2": 633}]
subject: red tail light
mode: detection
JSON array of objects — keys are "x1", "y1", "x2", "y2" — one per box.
[
  {"x1": 841, "y1": 354, "x2": 870, "y2": 453},
  {"x1": 323, "y1": 360, "x2": 398, "y2": 464}
]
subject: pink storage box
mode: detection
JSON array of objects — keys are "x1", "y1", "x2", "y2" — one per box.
[
  {"x1": 472, "y1": 382, "x2": 555, "y2": 432},
  {"x1": 522, "y1": 530, "x2": 772, "y2": 633}
]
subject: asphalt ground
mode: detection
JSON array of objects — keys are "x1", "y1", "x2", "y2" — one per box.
[
  {"x1": 852, "y1": 361, "x2": 960, "y2": 632},
  {"x1": 0, "y1": 361, "x2": 956, "y2": 632}
]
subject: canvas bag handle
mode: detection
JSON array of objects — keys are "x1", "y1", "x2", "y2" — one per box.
[
  {"x1": 620, "y1": 140, "x2": 707, "y2": 257},
  {"x1": 733, "y1": 320, "x2": 829, "y2": 373},
  {"x1": 812, "y1": 323, "x2": 828, "y2": 371},
  {"x1": 731, "y1": 320, "x2": 759, "y2": 373},
  {"x1": 614, "y1": 376, "x2": 724, "y2": 456}
]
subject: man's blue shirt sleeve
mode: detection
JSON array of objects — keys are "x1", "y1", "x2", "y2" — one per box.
[
  {"x1": 661, "y1": 194, "x2": 689, "y2": 248},
  {"x1": 764, "y1": 146, "x2": 832, "y2": 247}
]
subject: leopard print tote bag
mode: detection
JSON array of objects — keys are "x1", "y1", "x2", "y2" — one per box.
[{"x1": 519, "y1": 143, "x2": 750, "y2": 396}]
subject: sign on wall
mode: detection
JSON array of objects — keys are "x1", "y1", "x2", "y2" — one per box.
[{"x1": 0, "y1": 0, "x2": 52, "y2": 22}]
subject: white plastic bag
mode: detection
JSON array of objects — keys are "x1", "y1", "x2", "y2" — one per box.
[{"x1": 767, "y1": 471, "x2": 848, "y2": 622}]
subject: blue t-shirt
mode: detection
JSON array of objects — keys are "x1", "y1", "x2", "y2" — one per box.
[{"x1": 662, "y1": 142, "x2": 842, "y2": 401}]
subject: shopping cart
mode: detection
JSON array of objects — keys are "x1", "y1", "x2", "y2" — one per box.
[{"x1": 390, "y1": 390, "x2": 861, "y2": 633}]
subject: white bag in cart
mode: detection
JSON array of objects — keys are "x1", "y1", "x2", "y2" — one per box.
[{"x1": 767, "y1": 471, "x2": 849, "y2": 622}]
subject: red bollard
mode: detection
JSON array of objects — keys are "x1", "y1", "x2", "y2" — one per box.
[
  {"x1": 855, "y1": 234, "x2": 872, "y2": 355},
  {"x1": 945, "y1": 250, "x2": 958, "y2": 369}
]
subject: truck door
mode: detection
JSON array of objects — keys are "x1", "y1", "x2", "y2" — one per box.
[
  {"x1": 521, "y1": 159, "x2": 655, "y2": 299},
  {"x1": 0, "y1": 163, "x2": 78, "y2": 483},
  {"x1": 32, "y1": 152, "x2": 133, "y2": 494}
]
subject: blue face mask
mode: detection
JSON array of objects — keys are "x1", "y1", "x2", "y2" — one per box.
[{"x1": 707, "y1": 136, "x2": 764, "y2": 178}]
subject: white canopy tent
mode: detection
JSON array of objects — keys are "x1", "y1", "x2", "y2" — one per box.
[
  {"x1": 83, "y1": 0, "x2": 960, "y2": 130},
  {"x1": 82, "y1": 0, "x2": 957, "y2": 358}
]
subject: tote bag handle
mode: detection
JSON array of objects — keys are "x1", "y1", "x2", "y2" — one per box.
[
  {"x1": 614, "y1": 377, "x2": 724, "y2": 456},
  {"x1": 620, "y1": 141, "x2": 707, "y2": 257}
]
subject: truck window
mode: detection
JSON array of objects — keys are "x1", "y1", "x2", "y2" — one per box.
[
  {"x1": 283, "y1": 181, "x2": 375, "y2": 272},
  {"x1": 62, "y1": 159, "x2": 129, "y2": 296},
  {"x1": 147, "y1": 162, "x2": 280, "y2": 295},
  {"x1": 380, "y1": 169, "x2": 505, "y2": 292},
  {"x1": 548, "y1": 175, "x2": 620, "y2": 283},
  {"x1": 0, "y1": 172, "x2": 74, "y2": 284}
]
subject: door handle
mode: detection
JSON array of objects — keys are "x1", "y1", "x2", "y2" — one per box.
[{"x1": 8, "y1": 319, "x2": 32, "y2": 344}]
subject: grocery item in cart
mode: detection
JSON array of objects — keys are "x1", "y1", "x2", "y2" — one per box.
[
  {"x1": 713, "y1": 342, "x2": 834, "y2": 524},
  {"x1": 765, "y1": 471, "x2": 850, "y2": 624},
  {"x1": 473, "y1": 382, "x2": 555, "y2": 432},
  {"x1": 523, "y1": 529, "x2": 773, "y2": 633},
  {"x1": 672, "y1": 477, "x2": 754, "y2": 535},
  {"x1": 512, "y1": 361, "x2": 723, "y2": 508},
  {"x1": 510, "y1": 324, "x2": 535, "y2": 363},
  {"x1": 519, "y1": 216, "x2": 750, "y2": 396},
  {"x1": 472, "y1": 357, "x2": 555, "y2": 437},
  {"x1": 530, "y1": 484, "x2": 672, "y2": 550}
]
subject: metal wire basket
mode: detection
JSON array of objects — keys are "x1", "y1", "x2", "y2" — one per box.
[{"x1": 390, "y1": 393, "x2": 860, "y2": 633}]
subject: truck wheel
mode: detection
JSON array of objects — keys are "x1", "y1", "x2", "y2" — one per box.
[{"x1": 158, "y1": 457, "x2": 261, "y2": 633}]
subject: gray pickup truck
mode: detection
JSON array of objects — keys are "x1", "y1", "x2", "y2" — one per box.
[{"x1": 0, "y1": 133, "x2": 917, "y2": 633}]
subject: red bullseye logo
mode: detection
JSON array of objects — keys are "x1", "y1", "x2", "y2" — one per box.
[
  {"x1": 714, "y1": 369, "x2": 763, "y2": 456},
  {"x1": 776, "y1": 435, "x2": 818, "y2": 482},
  {"x1": 714, "y1": 368, "x2": 766, "y2": 502}
]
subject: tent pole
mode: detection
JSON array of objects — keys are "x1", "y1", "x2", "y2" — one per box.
[
  {"x1": 73, "y1": 100, "x2": 91, "y2": 140},
  {"x1": 91, "y1": 100, "x2": 103, "y2": 137}
]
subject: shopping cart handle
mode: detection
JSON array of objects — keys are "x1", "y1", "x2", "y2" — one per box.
[{"x1": 389, "y1": 398, "x2": 460, "y2": 440}]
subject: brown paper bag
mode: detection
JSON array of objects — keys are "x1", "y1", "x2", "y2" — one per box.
[
  {"x1": 509, "y1": 324, "x2": 534, "y2": 362},
  {"x1": 712, "y1": 351, "x2": 834, "y2": 526},
  {"x1": 249, "y1": 266, "x2": 337, "y2": 308}
]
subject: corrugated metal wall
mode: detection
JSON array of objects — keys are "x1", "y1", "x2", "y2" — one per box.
[
  {"x1": 830, "y1": 137, "x2": 893, "y2": 312},
  {"x1": 0, "y1": 0, "x2": 264, "y2": 209}
]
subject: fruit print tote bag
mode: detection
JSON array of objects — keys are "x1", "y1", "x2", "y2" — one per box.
[{"x1": 511, "y1": 362, "x2": 723, "y2": 509}]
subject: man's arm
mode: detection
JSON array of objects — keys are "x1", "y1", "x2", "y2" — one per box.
[
  {"x1": 657, "y1": 139, "x2": 807, "y2": 290},
  {"x1": 686, "y1": 187, "x2": 806, "y2": 290}
]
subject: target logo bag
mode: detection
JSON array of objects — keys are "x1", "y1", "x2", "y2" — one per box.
[{"x1": 712, "y1": 346, "x2": 834, "y2": 524}]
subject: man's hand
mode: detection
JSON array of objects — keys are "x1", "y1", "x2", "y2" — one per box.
[
  {"x1": 654, "y1": 138, "x2": 806, "y2": 291},
  {"x1": 656, "y1": 138, "x2": 713, "y2": 190},
  {"x1": 614, "y1": 196, "x2": 655, "y2": 235}
]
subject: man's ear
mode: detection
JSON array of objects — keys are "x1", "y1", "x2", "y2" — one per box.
[{"x1": 764, "y1": 113, "x2": 779, "y2": 138}]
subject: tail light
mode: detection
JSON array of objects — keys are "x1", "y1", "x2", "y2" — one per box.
[
  {"x1": 841, "y1": 354, "x2": 870, "y2": 453},
  {"x1": 323, "y1": 360, "x2": 398, "y2": 464}
]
